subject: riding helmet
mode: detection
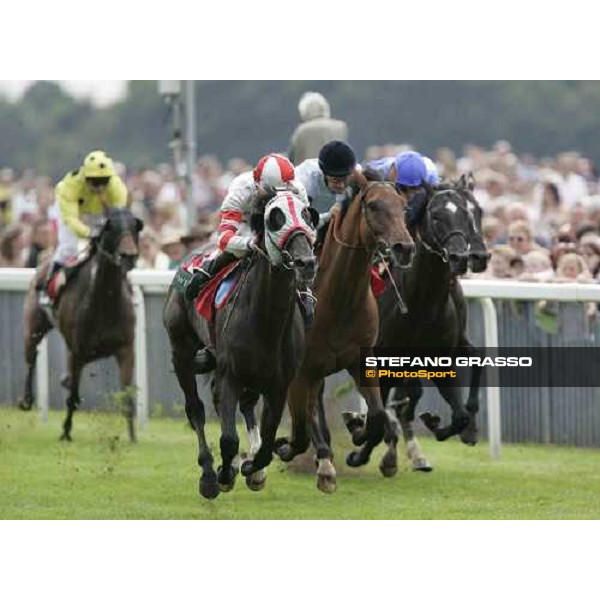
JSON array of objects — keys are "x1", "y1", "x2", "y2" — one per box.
[
  {"x1": 318, "y1": 141, "x2": 357, "y2": 177},
  {"x1": 394, "y1": 151, "x2": 427, "y2": 187},
  {"x1": 253, "y1": 154, "x2": 295, "y2": 188}
]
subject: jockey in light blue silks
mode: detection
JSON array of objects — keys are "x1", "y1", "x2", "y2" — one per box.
[{"x1": 294, "y1": 140, "x2": 360, "y2": 245}]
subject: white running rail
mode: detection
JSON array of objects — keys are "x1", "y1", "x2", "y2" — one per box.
[{"x1": 2, "y1": 269, "x2": 600, "y2": 458}]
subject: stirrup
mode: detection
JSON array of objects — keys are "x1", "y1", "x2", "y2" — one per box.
[{"x1": 38, "y1": 290, "x2": 53, "y2": 308}]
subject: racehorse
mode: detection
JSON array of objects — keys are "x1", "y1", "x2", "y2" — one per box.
[
  {"x1": 369, "y1": 180, "x2": 489, "y2": 475},
  {"x1": 19, "y1": 208, "x2": 143, "y2": 443},
  {"x1": 274, "y1": 174, "x2": 415, "y2": 493},
  {"x1": 163, "y1": 189, "x2": 318, "y2": 499}
]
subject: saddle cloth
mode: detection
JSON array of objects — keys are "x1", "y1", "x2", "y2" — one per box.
[
  {"x1": 194, "y1": 261, "x2": 242, "y2": 322},
  {"x1": 47, "y1": 252, "x2": 91, "y2": 300}
]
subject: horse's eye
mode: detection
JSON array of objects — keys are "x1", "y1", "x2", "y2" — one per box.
[{"x1": 267, "y1": 207, "x2": 286, "y2": 232}]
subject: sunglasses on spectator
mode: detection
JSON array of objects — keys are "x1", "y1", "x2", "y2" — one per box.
[
  {"x1": 509, "y1": 236, "x2": 526, "y2": 242},
  {"x1": 86, "y1": 177, "x2": 110, "y2": 188}
]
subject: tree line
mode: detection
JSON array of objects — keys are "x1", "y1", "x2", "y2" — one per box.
[{"x1": 2, "y1": 80, "x2": 599, "y2": 179}]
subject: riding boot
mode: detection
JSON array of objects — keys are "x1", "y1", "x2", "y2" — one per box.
[
  {"x1": 190, "y1": 251, "x2": 239, "y2": 373},
  {"x1": 297, "y1": 285, "x2": 317, "y2": 331},
  {"x1": 185, "y1": 251, "x2": 237, "y2": 302}
]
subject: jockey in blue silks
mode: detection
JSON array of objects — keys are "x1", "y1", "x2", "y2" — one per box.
[{"x1": 364, "y1": 151, "x2": 440, "y2": 228}]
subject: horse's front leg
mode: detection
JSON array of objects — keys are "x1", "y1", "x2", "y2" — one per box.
[
  {"x1": 215, "y1": 372, "x2": 240, "y2": 492},
  {"x1": 309, "y1": 381, "x2": 337, "y2": 492},
  {"x1": 241, "y1": 386, "x2": 288, "y2": 492},
  {"x1": 239, "y1": 389, "x2": 261, "y2": 459},
  {"x1": 116, "y1": 345, "x2": 136, "y2": 443},
  {"x1": 345, "y1": 360, "x2": 386, "y2": 468},
  {"x1": 460, "y1": 353, "x2": 482, "y2": 446},
  {"x1": 420, "y1": 379, "x2": 470, "y2": 441},
  {"x1": 60, "y1": 353, "x2": 83, "y2": 442},
  {"x1": 20, "y1": 302, "x2": 52, "y2": 411},
  {"x1": 274, "y1": 373, "x2": 314, "y2": 462},
  {"x1": 393, "y1": 382, "x2": 432, "y2": 472}
]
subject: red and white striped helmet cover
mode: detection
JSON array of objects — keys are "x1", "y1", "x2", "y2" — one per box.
[
  {"x1": 264, "y1": 190, "x2": 316, "y2": 265},
  {"x1": 253, "y1": 154, "x2": 295, "y2": 188}
]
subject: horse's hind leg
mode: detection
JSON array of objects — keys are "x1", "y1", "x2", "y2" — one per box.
[
  {"x1": 172, "y1": 345, "x2": 217, "y2": 499},
  {"x1": 60, "y1": 354, "x2": 83, "y2": 442},
  {"x1": 19, "y1": 303, "x2": 52, "y2": 411},
  {"x1": 215, "y1": 373, "x2": 240, "y2": 492},
  {"x1": 116, "y1": 345, "x2": 136, "y2": 443}
]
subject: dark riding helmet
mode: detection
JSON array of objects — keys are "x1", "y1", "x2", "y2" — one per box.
[{"x1": 318, "y1": 141, "x2": 357, "y2": 177}]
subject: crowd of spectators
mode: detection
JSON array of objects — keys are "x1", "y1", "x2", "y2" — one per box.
[
  {"x1": 368, "y1": 141, "x2": 600, "y2": 285},
  {"x1": 2, "y1": 140, "x2": 600, "y2": 283}
]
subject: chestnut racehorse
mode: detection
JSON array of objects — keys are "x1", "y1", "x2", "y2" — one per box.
[{"x1": 275, "y1": 174, "x2": 414, "y2": 493}]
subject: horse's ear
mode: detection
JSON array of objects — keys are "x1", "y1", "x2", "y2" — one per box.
[
  {"x1": 457, "y1": 173, "x2": 467, "y2": 191},
  {"x1": 307, "y1": 206, "x2": 320, "y2": 230},
  {"x1": 135, "y1": 218, "x2": 144, "y2": 232},
  {"x1": 466, "y1": 171, "x2": 475, "y2": 191},
  {"x1": 422, "y1": 180, "x2": 433, "y2": 197},
  {"x1": 126, "y1": 192, "x2": 133, "y2": 208}
]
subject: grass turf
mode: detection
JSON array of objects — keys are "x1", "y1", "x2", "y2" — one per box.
[{"x1": 1, "y1": 407, "x2": 599, "y2": 519}]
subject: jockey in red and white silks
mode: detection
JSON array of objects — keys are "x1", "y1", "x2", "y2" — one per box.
[{"x1": 185, "y1": 154, "x2": 309, "y2": 301}]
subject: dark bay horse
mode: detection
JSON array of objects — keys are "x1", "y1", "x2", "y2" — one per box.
[
  {"x1": 274, "y1": 175, "x2": 415, "y2": 493},
  {"x1": 163, "y1": 190, "x2": 318, "y2": 499},
  {"x1": 371, "y1": 181, "x2": 488, "y2": 474},
  {"x1": 19, "y1": 208, "x2": 143, "y2": 442}
]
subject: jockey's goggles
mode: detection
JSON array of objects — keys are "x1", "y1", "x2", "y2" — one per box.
[{"x1": 86, "y1": 176, "x2": 111, "y2": 188}]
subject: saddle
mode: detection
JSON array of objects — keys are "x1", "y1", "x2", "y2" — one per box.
[
  {"x1": 175, "y1": 253, "x2": 244, "y2": 323},
  {"x1": 44, "y1": 248, "x2": 95, "y2": 302}
]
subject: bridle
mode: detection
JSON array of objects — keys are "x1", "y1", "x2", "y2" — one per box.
[
  {"x1": 95, "y1": 216, "x2": 139, "y2": 268},
  {"x1": 332, "y1": 181, "x2": 400, "y2": 255},
  {"x1": 419, "y1": 189, "x2": 470, "y2": 262}
]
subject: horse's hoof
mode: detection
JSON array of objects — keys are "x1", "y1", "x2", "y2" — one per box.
[
  {"x1": 460, "y1": 426, "x2": 478, "y2": 446},
  {"x1": 419, "y1": 411, "x2": 441, "y2": 431},
  {"x1": 199, "y1": 473, "x2": 219, "y2": 500},
  {"x1": 274, "y1": 438, "x2": 295, "y2": 462},
  {"x1": 17, "y1": 398, "x2": 33, "y2": 411},
  {"x1": 59, "y1": 433, "x2": 72, "y2": 442},
  {"x1": 346, "y1": 450, "x2": 369, "y2": 468},
  {"x1": 240, "y1": 460, "x2": 254, "y2": 477},
  {"x1": 317, "y1": 474, "x2": 337, "y2": 494},
  {"x1": 351, "y1": 429, "x2": 366, "y2": 446},
  {"x1": 217, "y1": 466, "x2": 237, "y2": 492},
  {"x1": 246, "y1": 470, "x2": 267, "y2": 492},
  {"x1": 379, "y1": 454, "x2": 398, "y2": 478},
  {"x1": 412, "y1": 458, "x2": 433, "y2": 472}
]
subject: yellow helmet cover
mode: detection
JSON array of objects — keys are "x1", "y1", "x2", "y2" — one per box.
[{"x1": 82, "y1": 150, "x2": 115, "y2": 178}]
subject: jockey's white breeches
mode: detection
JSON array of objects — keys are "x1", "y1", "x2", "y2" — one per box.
[{"x1": 53, "y1": 212, "x2": 106, "y2": 264}]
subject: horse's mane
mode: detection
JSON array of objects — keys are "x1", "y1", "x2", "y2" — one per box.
[{"x1": 249, "y1": 188, "x2": 277, "y2": 237}]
